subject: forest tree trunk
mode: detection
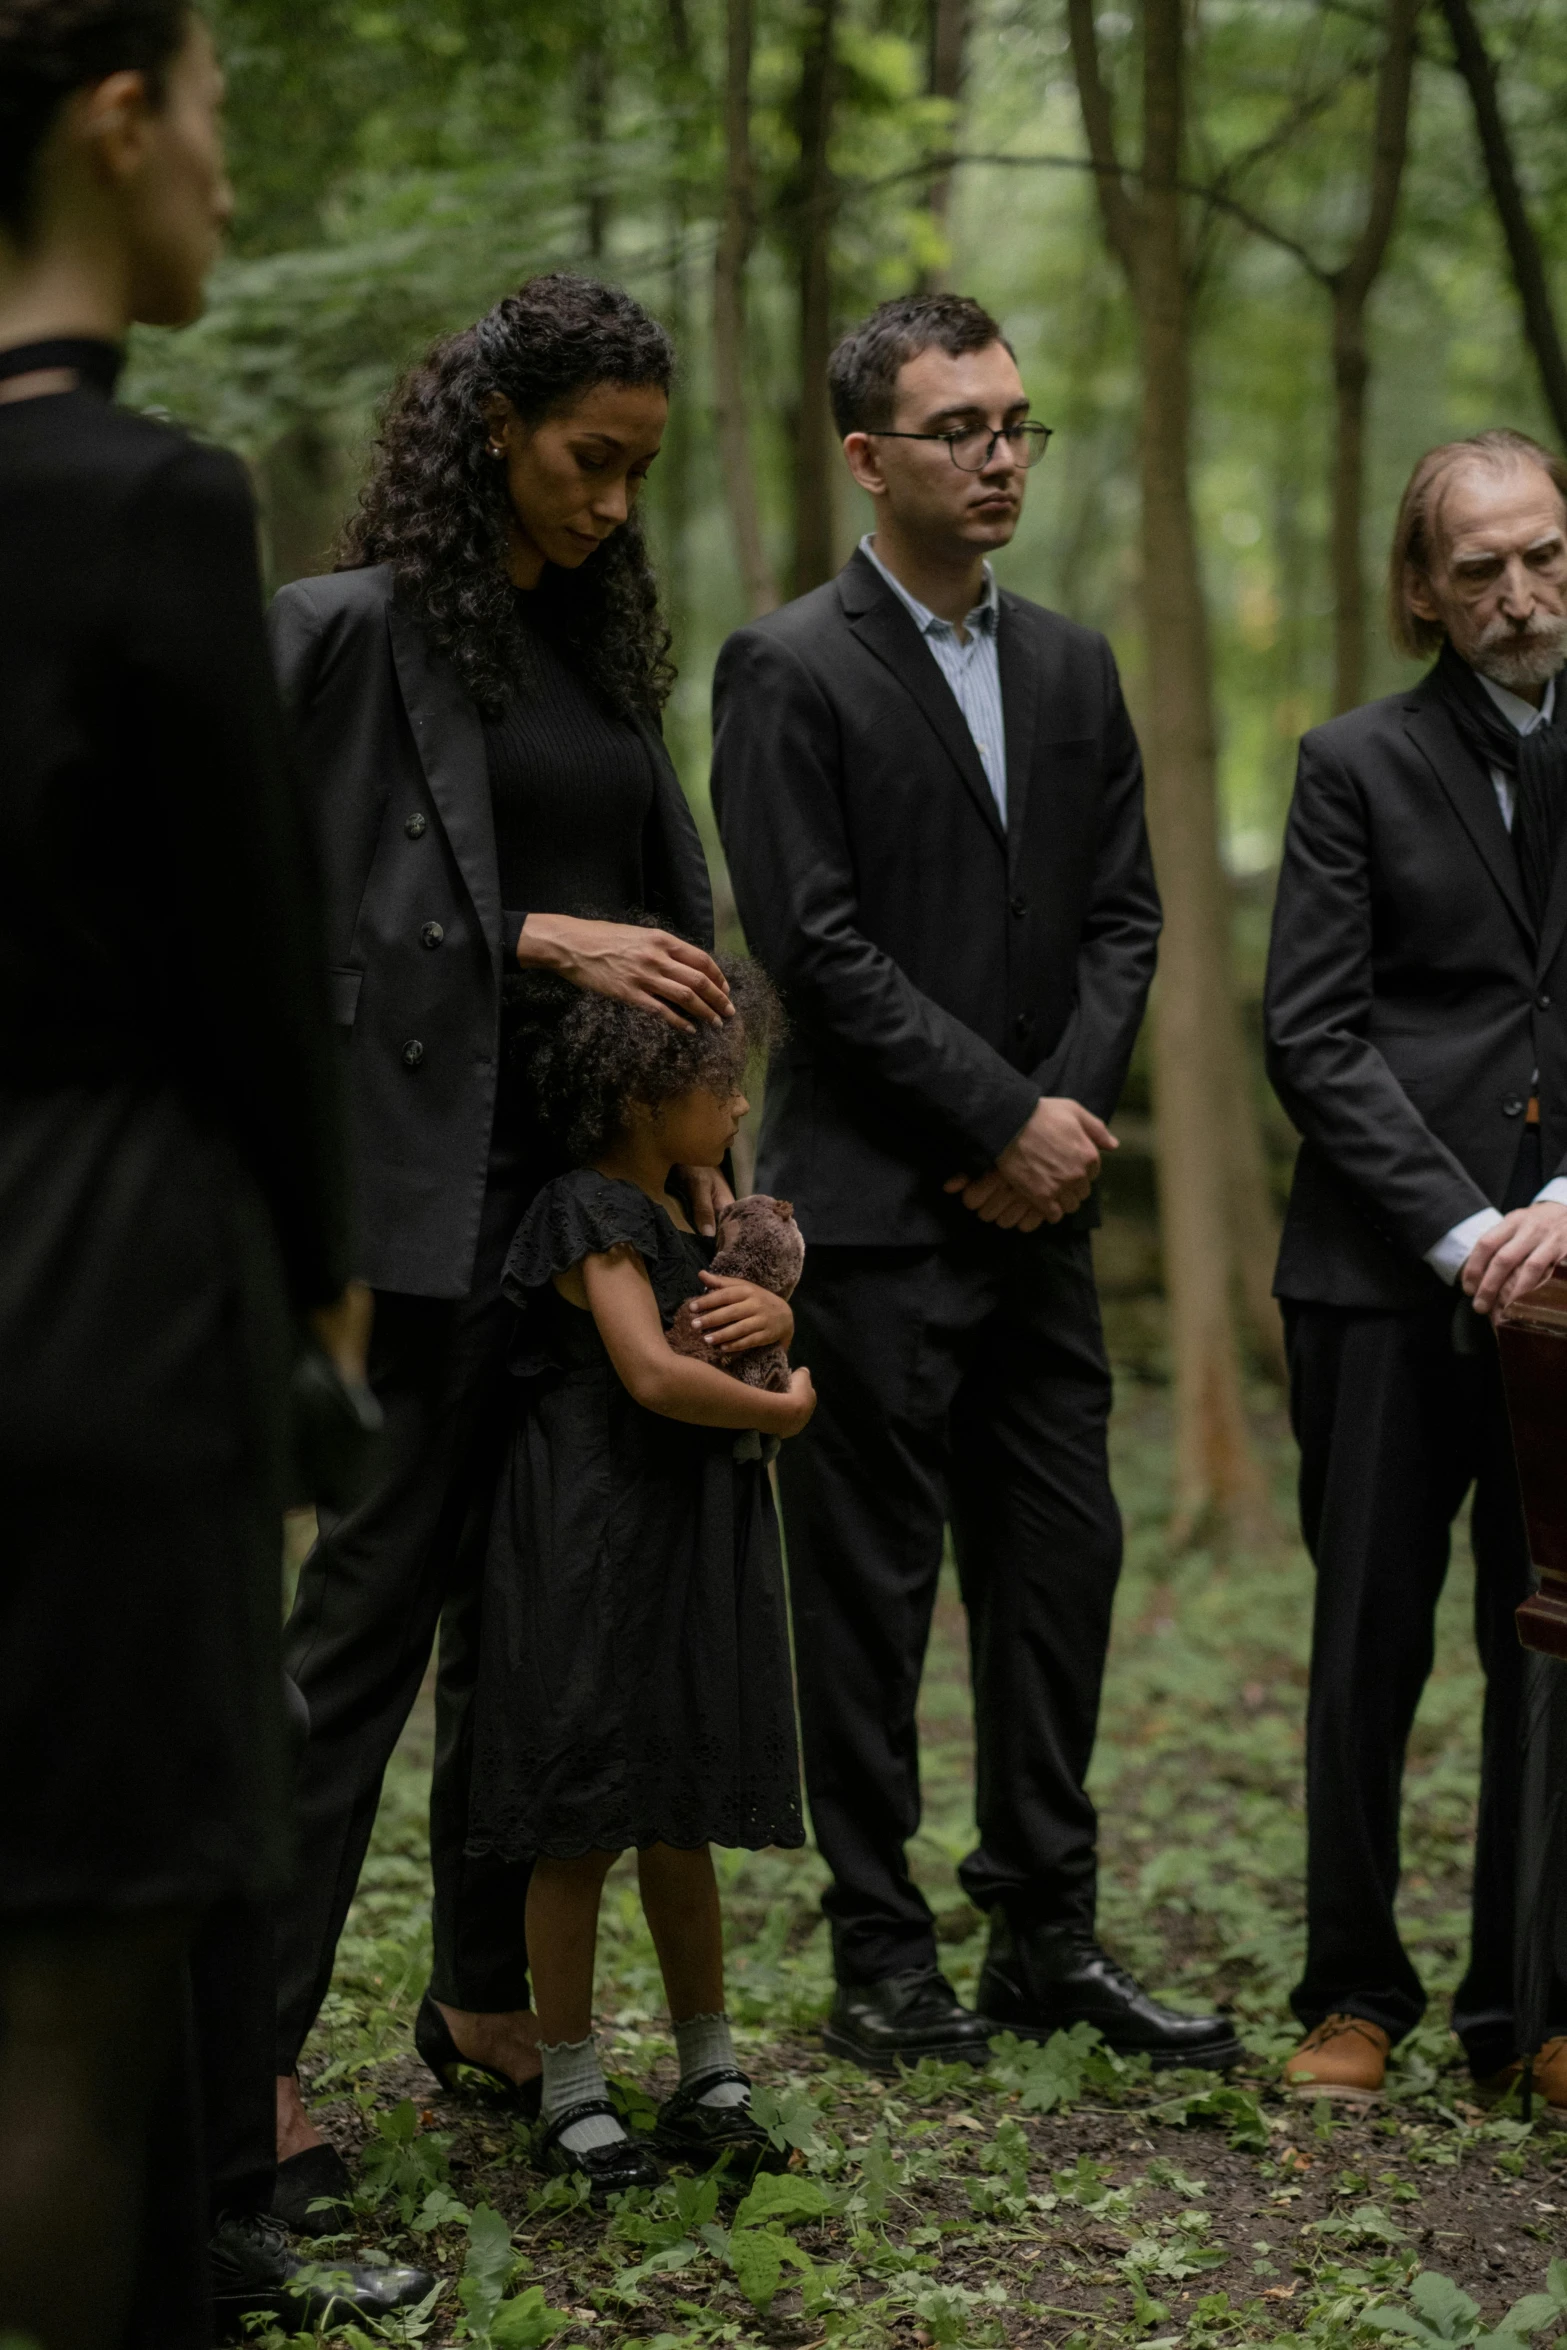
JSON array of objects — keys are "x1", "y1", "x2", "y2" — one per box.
[
  {"x1": 1137, "y1": 0, "x2": 1267, "y2": 1536},
  {"x1": 1069, "y1": 0, "x2": 1270, "y2": 1539},
  {"x1": 659, "y1": 0, "x2": 696, "y2": 754},
  {"x1": 713, "y1": 0, "x2": 777, "y2": 616},
  {"x1": 922, "y1": 0, "x2": 968, "y2": 285},
  {"x1": 577, "y1": 5, "x2": 610, "y2": 262},
  {"x1": 1328, "y1": 0, "x2": 1418, "y2": 716},
  {"x1": 789, "y1": 0, "x2": 840, "y2": 596},
  {"x1": 1441, "y1": 0, "x2": 1567, "y2": 445},
  {"x1": 1329, "y1": 291, "x2": 1371, "y2": 717}
]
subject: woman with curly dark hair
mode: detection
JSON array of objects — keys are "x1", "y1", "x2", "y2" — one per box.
[{"x1": 266, "y1": 272, "x2": 733, "y2": 2200}]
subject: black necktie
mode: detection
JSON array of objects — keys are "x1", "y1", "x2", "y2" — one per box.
[{"x1": 1438, "y1": 641, "x2": 1567, "y2": 934}]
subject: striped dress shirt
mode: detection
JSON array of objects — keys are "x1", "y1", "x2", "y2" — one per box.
[{"x1": 859, "y1": 533, "x2": 1008, "y2": 822}]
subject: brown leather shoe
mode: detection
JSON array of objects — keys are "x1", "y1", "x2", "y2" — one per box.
[
  {"x1": 1475, "y1": 2035, "x2": 1567, "y2": 2120},
  {"x1": 1283, "y1": 2014, "x2": 1390, "y2": 2102},
  {"x1": 1537, "y1": 2036, "x2": 1567, "y2": 2107}
]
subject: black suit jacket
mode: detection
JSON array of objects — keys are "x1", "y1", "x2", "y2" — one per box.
[
  {"x1": 711, "y1": 548, "x2": 1161, "y2": 1244},
  {"x1": 268, "y1": 565, "x2": 714, "y2": 1298},
  {"x1": 1266, "y1": 664, "x2": 1567, "y2": 1310}
]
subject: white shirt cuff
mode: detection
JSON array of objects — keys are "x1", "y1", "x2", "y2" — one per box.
[
  {"x1": 1536, "y1": 1177, "x2": 1567, "y2": 1210},
  {"x1": 1426, "y1": 1207, "x2": 1504, "y2": 1285}
]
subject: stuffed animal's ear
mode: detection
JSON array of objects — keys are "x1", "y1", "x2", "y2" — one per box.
[{"x1": 772, "y1": 1198, "x2": 793, "y2": 1220}]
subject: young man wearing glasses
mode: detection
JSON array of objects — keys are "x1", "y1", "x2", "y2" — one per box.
[{"x1": 712, "y1": 293, "x2": 1239, "y2": 2073}]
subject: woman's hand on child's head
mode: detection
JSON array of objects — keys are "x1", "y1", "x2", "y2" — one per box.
[
  {"x1": 692, "y1": 1272, "x2": 793, "y2": 1355},
  {"x1": 774, "y1": 1366, "x2": 816, "y2": 1438},
  {"x1": 679, "y1": 1165, "x2": 734, "y2": 1239},
  {"x1": 516, "y1": 914, "x2": 733, "y2": 1032}
]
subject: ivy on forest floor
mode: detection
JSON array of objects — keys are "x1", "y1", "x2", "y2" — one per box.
[{"x1": 270, "y1": 1394, "x2": 1567, "y2": 2345}]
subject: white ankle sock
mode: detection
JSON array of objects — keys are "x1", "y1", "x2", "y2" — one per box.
[
  {"x1": 675, "y1": 2012, "x2": 748, "y2": 2108},
  {"x1": 538, "y1": 2035, "x2": 625, "y2": 2153}
]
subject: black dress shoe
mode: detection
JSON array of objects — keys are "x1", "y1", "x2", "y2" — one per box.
[
  {"x1": 210, "y1": 2211, "x2": 433, "y2": 2340},
  {"x1": 532, "y1": 2099, "x2": 662, "y2": 2197},
  {"x1": 270, "y1": 2141, "x2": 353, "y2": 2236},
  {"x1": 414, "y1": 1989, "x2": 543, "y2": 2119},
  {"x1": 653, "y1": 2067, "x2": 788, "y2": 2175},
  {"x1": 824, "y1": 1966, "x2": 993, "y2": 2073},
  {"x1": 978, "y1": 1916, "x2": 1244, "y2": 2071}
]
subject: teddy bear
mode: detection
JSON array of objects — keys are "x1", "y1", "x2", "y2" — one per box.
[{"x1": 667, "y1": 1194, "x2": 805, "y2": 1393}]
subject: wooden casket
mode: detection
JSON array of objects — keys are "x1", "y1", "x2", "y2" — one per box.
[{"x1": 1498, "y1": 1271, "x2": 1567, "y2": 1657}]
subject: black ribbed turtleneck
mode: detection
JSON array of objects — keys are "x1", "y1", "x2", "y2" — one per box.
[
  {"x1": 0, "y1": 338, "x2": 124, "y2": 398},
  {"x1": 483, "y1": 598, "x2": 654, "y2": 928}
]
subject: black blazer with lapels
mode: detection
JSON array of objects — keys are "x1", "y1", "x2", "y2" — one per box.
[
  {"x1": 711, "y1": 548, "x2": 1162, "y2": 1246},
  {"x1": 1266, "y1": 662, "x2": 1567, "y2": 1311},
  {"x1": 268, "y1": 564, "x2": 714, "y2": 1299}
]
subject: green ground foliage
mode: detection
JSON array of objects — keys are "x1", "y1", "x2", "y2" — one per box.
[{"x1": 273, "y1": 1383, "x2": 1567, "y2": 2348}]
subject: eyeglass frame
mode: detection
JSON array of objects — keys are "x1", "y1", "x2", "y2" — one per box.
[{"x1": 861, "y1": 421, "x2": 1055, "y2": 473}]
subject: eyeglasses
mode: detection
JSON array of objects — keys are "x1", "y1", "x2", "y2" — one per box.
[{"x1": 864, "y1": 421, "x2": 1054, "y2": 472}]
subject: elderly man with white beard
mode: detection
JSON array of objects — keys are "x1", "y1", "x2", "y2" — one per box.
[{"x1": 1265, "y1": 428, "x2": 1567, "y2": 2106}]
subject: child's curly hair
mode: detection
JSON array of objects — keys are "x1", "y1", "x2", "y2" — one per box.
[{"x1": 511, "y1": 939, "x2": 784, "y2": 1166}]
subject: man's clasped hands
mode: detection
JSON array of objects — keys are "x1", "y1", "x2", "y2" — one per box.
[
  {"x1": 949, "y1": 1108, "x2": 1567, "y2": 1309},
  {"x1": 944, "y1": 1095, "x2": 1117, "y2": 1231}
]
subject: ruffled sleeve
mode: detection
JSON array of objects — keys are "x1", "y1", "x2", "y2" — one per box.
[{"x1": 501, "y1": 1169, "x2": 700, "y2": 1326}]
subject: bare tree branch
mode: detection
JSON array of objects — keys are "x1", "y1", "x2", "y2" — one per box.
[
  {"x1": 1065, "y1": 0, "x2": 1138, "y2": 278},
  {"x1": 1327, "y1": 0, "x2": 1420, "y2": 712},
  {"x1": 712, "y1": 0, "x2": 776, "y2": 617},
  {"x1": 1334, "y1": 0, "x2": 1418, "y2": 309},
  {"x1": 1439, "y1": 0, "x2": 1567, "y2": 444}
]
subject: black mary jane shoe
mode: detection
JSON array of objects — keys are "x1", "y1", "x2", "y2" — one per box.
[
  {"x1": 210, "y1": 2211, "x2": 433, "y2": 2342},
  {"x1": 653, "y1": 2067, "x2": 788, "y2": 2175},
  {"x1": 824, "y1": 1965, "x2": 994, "y2": 2074},
  {"x1": 270, "y1": 2141, "x2": 354, "y2": 2237},
  {"x1": 977, "y1": 1916, "x2": 1245, "y2": 2072},
  {"x1": 533, "y1": 2098, "x2": 662, "y2": 2198},
  {"x1": 414, "y1": 1989, "x2": 543, "y2": 2119}
]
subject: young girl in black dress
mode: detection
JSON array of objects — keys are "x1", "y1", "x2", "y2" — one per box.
[{"x1": 467, "y1": 959, "x2": 814, "y2": 2191}]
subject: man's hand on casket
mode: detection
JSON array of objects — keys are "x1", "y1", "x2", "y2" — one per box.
[{"x1": 1462, "y1": 1203, "x2": 1567, "y2": 1316}]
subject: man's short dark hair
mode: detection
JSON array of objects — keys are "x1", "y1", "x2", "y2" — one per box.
[
  {"x1": 827, "y1": 293, "x2": 1014, "y2": 438},
  {"x1": 0, "y1": 0, "x2": 190, "y2": 239}
]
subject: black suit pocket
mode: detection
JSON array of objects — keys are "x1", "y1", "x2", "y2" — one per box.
[{"x1": 329, "y1": 968, "x2": 363, "y2": 1028}]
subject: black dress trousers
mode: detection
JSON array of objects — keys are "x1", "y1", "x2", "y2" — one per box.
[
  {"x1": 1285, "y1": 1296, "x2": 1531, "y2": 2068},
  {"x1": 276, "y1": 1154, "x2": 534, "y2": 2069},
  {"x1": 779, "y1": 1226, "x2": 1122, "y2": 1986},
  {"x1": 1285, "y1": 1132, "x2": 1547, "y2": 2073}
]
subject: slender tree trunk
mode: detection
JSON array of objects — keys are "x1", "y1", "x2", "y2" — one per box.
[
  {"x1": 922, "y1": 0, "x2": 968, "y2": 285},
  {"x1": 1328, "y1": 0, "x2": 1419, "y2": 715},
  {"x1": 1138, "y1": 0, "x2": 1267, "y2": 1536},
  {"x1": 1068, "y1": 0, "x2": 1269, "y2": 1539},
  {"x1": 1329, "y1": 289, "x2": 1371, "y2": 715},
  {"x1": 713, "y1": 0, "x2": 777, "y2": 617},
  {"x1": 789, "y1": 0, "x2": 839, "y2": 597},
  {"x1": 258, "y1": 419, "x2": 349, "y2": 590},
  {"x1": 1440, "y1": 0, "x2": 1567, "y2": 444},
  {"x1": 577, "y1": 6, "x2": 610, "y2": 263},
  {"x1": 659, "y1": 0, "x2": 695, "y2": 756}
]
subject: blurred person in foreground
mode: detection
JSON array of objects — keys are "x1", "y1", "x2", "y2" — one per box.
[
  {"x1": 0, "y1": 4, "x2": 417, "y2": 2342},
  {"x1": 712, "y1": 294, "x2": 1242, "y2": 2075},
  {"x1": 1267, "y1": 429, "x2": 1567, "y2": 2105}
]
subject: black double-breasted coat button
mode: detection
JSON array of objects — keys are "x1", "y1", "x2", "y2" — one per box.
[
  {"x1": 405, "y1": 813, "x2": 428, "y2": 839},
  {"x1": 1010, "y1": 894, "x2": 1028, "y2": 917},
  {"x1": 1503, "y1": 1094, "x2": 1525, "y2": 1117},
  {"x1": 421, "y1": 922, "x2": 444, "y2": 949},
  {"x1": 402, "y1": 1040, "x2": 425, "y2": 1069}
]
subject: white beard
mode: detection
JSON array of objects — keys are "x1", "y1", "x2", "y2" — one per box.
[{"x1": 1471, "y1": 613, "x2": 1567, "y2": 693}]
